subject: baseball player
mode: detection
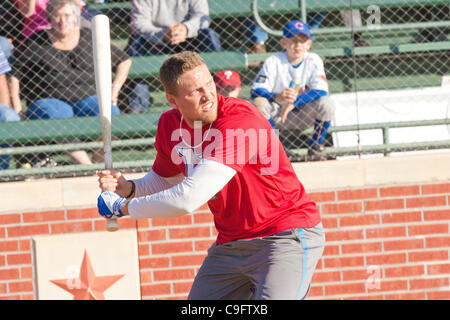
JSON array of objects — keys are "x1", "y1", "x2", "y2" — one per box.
[
  {"x1": 97, "y1": 51, "x2": 325, "y2": 300},
  {"x1": 250, "y1": 20, "x2": 335, "y2": 161}
]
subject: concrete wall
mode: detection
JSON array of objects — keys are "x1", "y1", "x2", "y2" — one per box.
[{"x1": 1, "y1": 152, "x2": 449, "y2": 300}]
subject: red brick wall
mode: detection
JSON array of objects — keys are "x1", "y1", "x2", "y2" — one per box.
[{"x1": 1, "y1": 182, "x2": 449, "y2": 300}]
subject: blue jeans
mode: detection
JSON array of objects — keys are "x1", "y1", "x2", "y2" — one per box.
[
  {"x1": 26, "y1": 95, "x2": 120, "y2": 119},
  {"x1": 126, "y1": 28, "x2": 221, "y2": 113},
  {"x1": 0, "y1": 104, "x2": 21, "y2": 169}
]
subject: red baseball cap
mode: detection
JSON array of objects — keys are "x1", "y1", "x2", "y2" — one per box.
[{"x1": 214, "y1": 70, "x2": 241, "y2": 89}]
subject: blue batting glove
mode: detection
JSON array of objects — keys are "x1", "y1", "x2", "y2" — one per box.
[{"x1": 97, "y1": 191, "x2": 126, "y2": 219}]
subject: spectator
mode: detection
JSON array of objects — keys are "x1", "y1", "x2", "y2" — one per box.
[
  {"x1": 126, "y1": 0, "x2": 221, "y2": 113},
  {"x1": 15, "y1": 0, "x2": 91, "y2": 41},
  {"x1": 10, "y1": 0, "x2": 132, "y2": 165},
  {"x1": 246, "y1": 12, "x2": 325, "y2": 54},
  {"x1": 214, "y1": 69, "x2": 241, "y2": 98},
  {"x1": 0, "y1": 47, "x2": 21, "y2": 170},
  {"x1": 250, "y1": 20, "x2": 335, "y2": 161},
  {"x1": 247, "y1": 9, "x2": 368, "y2": 54},
  {"x1": 15, "y1": 0, "x2": 51, "y2": 40},
  {"x1": 340, "y1": 9, "x2": 368, "y2": 47}
]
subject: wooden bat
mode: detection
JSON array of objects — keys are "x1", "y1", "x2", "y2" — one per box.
[{"x1": 92, "y1": 15, "x2": 119, "y2": 232}]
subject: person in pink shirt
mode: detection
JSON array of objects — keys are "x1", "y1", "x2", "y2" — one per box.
[
  {"x1": 15, "y1": 0, "x2": 51, "y2": 39},
  {"x1": 15, "y1": 0, "x2": 85, "y2": 40}
]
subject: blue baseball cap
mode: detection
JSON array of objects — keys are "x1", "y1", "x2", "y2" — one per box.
[{"x1": 283, "y1": 20, "x2": 311, "y2": 39}]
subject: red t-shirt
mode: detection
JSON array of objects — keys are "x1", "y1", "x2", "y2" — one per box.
[{"x1": 152, "y1": 95, "x2": 321, "y2": 244}]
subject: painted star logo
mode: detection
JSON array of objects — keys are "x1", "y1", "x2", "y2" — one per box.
[{"x1": 50, "y1": 250, "x2": 125, "y2": 300}]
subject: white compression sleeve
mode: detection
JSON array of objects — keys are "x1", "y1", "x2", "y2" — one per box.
[
  {"x1": 132, "y1": 170, "x2": 185, "y2": 197},
  {"x1": 128, "y1": 159, "x2": 237, "y2": 220}
]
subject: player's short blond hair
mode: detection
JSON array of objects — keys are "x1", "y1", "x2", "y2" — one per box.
[{"x1": 159, "y1": 51, "x2": 206, "y2": 95}]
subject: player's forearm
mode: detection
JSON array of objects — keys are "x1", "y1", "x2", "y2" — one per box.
[
  {"x1": 123, "y1": 181, "x2": 202, "y2": 219},
  {"x1": 132, "y1": 170, "x2": 182, "y2": 198},
  {"x1": 125, "y1": 160, "x2": 236, "y2": 220},
  {"x1": 119, "y1": 171, "x2": 185, "y2": 216}
]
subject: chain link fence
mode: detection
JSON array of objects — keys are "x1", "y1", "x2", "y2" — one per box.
[{"x1": 0, "y1": 0, "x2": 449, "y2": 181}]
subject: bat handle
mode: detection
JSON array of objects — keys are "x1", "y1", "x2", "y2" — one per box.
[{"x1": 106, "y1": 218, "x2": 119, "y2": 232}]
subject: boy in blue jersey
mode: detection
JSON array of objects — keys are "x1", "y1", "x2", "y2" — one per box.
[{"x1": 250, "y1": 20, "x2": 335, "y2": 161}]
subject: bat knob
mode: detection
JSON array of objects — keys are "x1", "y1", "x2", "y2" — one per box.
[{"x1": 106, "y1": 218, "x2": 119, "y2": 232}]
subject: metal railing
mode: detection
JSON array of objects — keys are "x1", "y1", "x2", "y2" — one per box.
[{"x1": 2, "y1": 118, "x2": 449, "y2": 180}]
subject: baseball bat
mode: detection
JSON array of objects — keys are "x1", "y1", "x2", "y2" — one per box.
[{"x1": 92, "y1": 15, "x2": 119, "y2": 232}]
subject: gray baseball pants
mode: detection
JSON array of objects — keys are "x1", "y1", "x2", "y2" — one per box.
[{"x1": 188, "y1": 223, "x2": 325, "y2": 300}]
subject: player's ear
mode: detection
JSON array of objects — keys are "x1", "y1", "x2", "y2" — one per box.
[
  {"x1": 166, "y1": 93, "x2": 178, "y2": 110},
  {"x1": 306, "y1": 39, "x2": 312, "y2": 50},
  {"x1": 280, "y1": 38, "x2": 287, "y2": 49}
]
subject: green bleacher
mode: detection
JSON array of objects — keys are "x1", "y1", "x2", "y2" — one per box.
[{"x1": 0, "y1": 0, "x2": 449, "y2": 178}]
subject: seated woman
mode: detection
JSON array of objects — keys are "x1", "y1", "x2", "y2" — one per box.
[{"x1": 10, "y1": 0, "x2": 132, "y2": 164}]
